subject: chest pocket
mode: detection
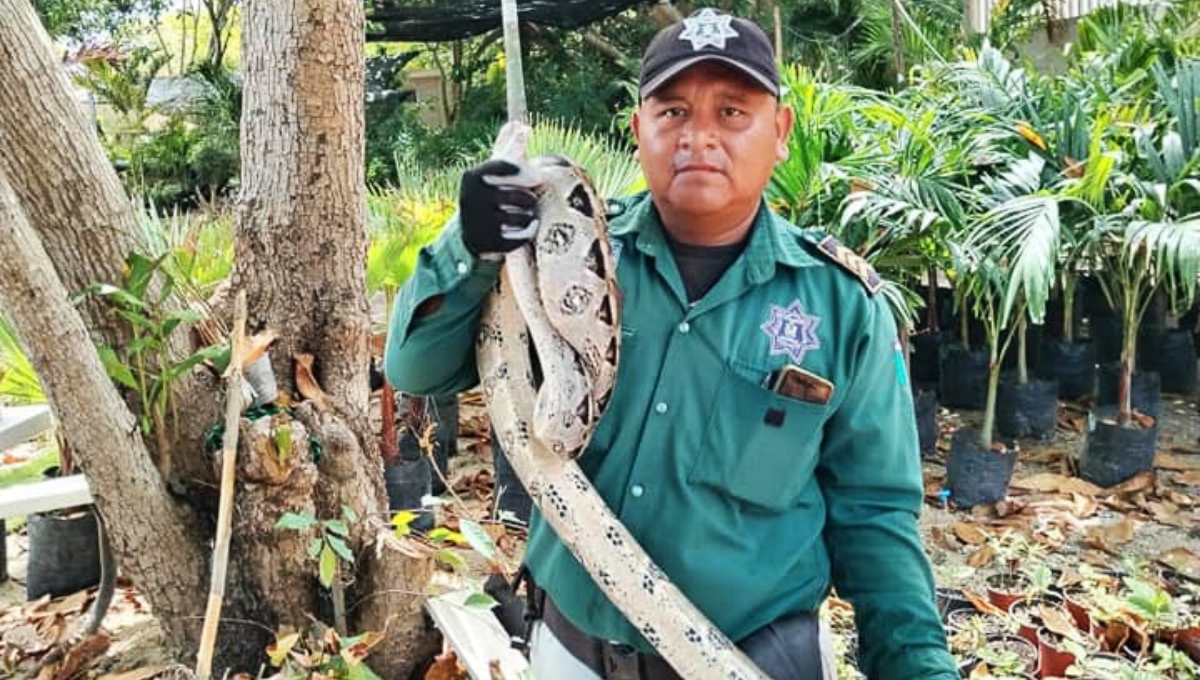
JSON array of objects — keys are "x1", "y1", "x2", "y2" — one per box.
[{"x1": 689, "y1": 360, "x2": 829, "y2": 512}]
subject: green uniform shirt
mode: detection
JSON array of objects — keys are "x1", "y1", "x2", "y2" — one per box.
[{"x1": 386, "y1": 192, "x2": 958, "y2": 679}]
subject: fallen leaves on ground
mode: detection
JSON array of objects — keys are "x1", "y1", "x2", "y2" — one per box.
[
  {"x1": 1086, "y1": 517, "x2": 1138, "y2": 552},
  {"x1": 951, "y1": 522, "x2": 989, "y2": 545},
  {"x1": 1158, "y1": 548, "x2": 1200, "y2": 582},
  {"x1": 425, "y1": 650, "x2": 469, "y2": 680}
]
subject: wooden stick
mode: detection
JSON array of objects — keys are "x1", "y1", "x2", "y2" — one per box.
[
  {"x1": 500, "y1": 0, "x2": 527, "y2": 123},
  {"x1": 195, "y1": 289, "x2": 248, "y2": 680}
]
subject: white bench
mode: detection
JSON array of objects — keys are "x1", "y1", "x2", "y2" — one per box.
[
  {"x1": 0, "y1": 474, "x2": 94, "y2": 520},
  {"x1": 0, "y1": 404, "x2": 55, "y2": 452},
  {"x1": 0, "y1": 404, "x2": 94, "y2": 520}
]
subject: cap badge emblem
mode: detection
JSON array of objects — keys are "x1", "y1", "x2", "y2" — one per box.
[{"x1": 678, "y1": 8, "x2": 739, "y2": 51}]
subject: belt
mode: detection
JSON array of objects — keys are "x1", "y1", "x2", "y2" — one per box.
[
  {"x1": 542, "y1": 596, "x2": 683, "y2": 680},
  {"x1": 541, "y1": 596, "x2": 824, "y2": 680}
]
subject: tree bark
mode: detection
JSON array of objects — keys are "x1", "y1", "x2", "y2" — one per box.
[
  {"x1": 233, "y1": 0, "x2": 433, "y2": 674},
  {"x1": 0, "y1": 169, "x2": 211, "y2": 654},
  {"x1": 0, "y1": 0, "x2": 223, "y2": 489},
  {"x1": 0, "y1": 0, "x2": 434, "y2": 674},
  {"x1": 0, "y1": 0, "x2": 147, "y2": 347}
]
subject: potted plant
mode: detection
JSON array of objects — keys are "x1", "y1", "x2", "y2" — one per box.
[
  {"x1": 942, "y1": 240, "x2": 1023, "y2": 509},
  {"x1": 983, "y1": 532, "x2": 1047, "y2": 612},
  {"x1": 1075, "y1": 62, "x2": 1200, "y2": 487}
]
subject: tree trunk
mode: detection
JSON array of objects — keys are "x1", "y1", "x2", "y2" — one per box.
[
  {"x1": 0, "y1": 0, "x2": 435, "y2": 674},
  {"x1": 0, "y1": 1, "x2": 147, "y2": 347},
  {"x1": 0, "y1": 169, "x2": 210, "y2": 654},
  {"x1": 0, "y1": 0, "x2": 223, "y2": 489},
  {"x1": 233, "y1": 0, "x2": 433, "y2": 674}
]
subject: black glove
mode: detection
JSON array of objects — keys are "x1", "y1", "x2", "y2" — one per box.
[{"x1": 459, "y1": 159, "x2": 539, "y2": 256}]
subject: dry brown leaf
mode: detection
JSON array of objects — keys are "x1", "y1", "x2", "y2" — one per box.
[
  {"x1": 1158, "y1": 548, "x2": 1200, "y2": 581},
  {"x1": 951, "y1": 522, "x2": 990, "y2": 545},
  {"x1": 1091, "y1": 517, "x2": 1137, "y2": 547},
  {"x1": 1156, "y1": 452, "x2": 1200, "y2": 471},
  {"x1": 1071, "y1": 493, "x2": 1098, "y2": 519},
  {"x1": 930, "y1": 526, "x2": 959, "y2": 552},
  {"x1": 425, "y1": 651, "x2": 469, "y2": 680},
  {"x1": 1172, "y1": 471, "x2": 1200, "y2": 486},
  {"x1": 966, "y1": 544, "x2": 995, "y2": 568},
  {"x1": 1109, "y1": 471, "x2": 1155, "y2": 495},
  {"x1": 50, "y1": 632, "x2": 110, "y2": 680},
  {"x1": 1040, "y1": 604, "x2": 1077, "y2": 638},
  {"x1": 963, "y1": 589, "x2": 1007, "y2": 616},
  {"x1": 241, "y1": 329, "x2": 278, "y2": 368},
  {"x1": 96, "y1": 667, "x2": 168, "y2": 680},
  {"x1": 1060, "y1": 477, "x2": 1104, "y2": 496},
  {"x1": 1011, "y1": 472, "x2": 1070, "y2": 493},
  {"x1": 294, "y1": 353, "x2": 332, "y2": 412}
]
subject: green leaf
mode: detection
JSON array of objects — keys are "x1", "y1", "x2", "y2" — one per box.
[
  {"x1": 459, "y1": 519, "x2": 497, "y2": 562},
  {"x1": 433, "y1": 548, "x2": 467, "y2": 573},
  {"x1": 427, "y1": 527, "x2": 465, "y2": 545},
  {"x1": 275, "y1": 512, "x2": 317, "y2": 531},
  {"x1": 307, "y1": 537, "x2": 324, "y2": 559},
  {"x1": 327, "y1": 535, "x2": 355, "y2": 564},
  {"x1": 97, "y1": 346, "x2": 138, "y2": 389},
  {"x1": 345, "y1": 660, "x2": 385, "y2": 680},
  {"x1": 319, "y1": 543, "x2": 337, "y2": 588},
  {"x1": 94, "y1": 284, "x2": 146, "y2": 311},
  {"x1": 274, "y1": 424, "x2": 293, "y2": 462},
  {"x1": 391, "y1": 511, "x2": 417, "y2": 537},
  {"x1": 324, "y1": 519, "x2": 349, "y2": 537},
  {"x1": 464, "y1": 591, "x2": 499, "y2": 610},
  {"x1": 124, "y1": 252, "x2": 167, "y2": 300},
  {"x1": 159, "y1": 308, "x2": 205, "y2": 338},
  {"x1": 267, "y1": 631, "x2": 301, "y2": 667},
  {"x1": 342, "y1": 504, "x2": 358, "y2": 523}
]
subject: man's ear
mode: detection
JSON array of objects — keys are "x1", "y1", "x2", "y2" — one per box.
[
  {"x1": 630, "y1": 107, "x2": 642, "y2": 141},
  {"x1": 775, "y1": 103, "x2": 795, "y2": 162}
]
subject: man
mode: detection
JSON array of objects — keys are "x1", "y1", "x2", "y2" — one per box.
[{"x1": 386, "y1": 8, "x2": 957, "y2": 679}]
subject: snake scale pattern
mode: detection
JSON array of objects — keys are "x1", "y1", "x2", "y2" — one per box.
[{"x1": 475, "y1": 122, "x2": 768, "y2": 680}]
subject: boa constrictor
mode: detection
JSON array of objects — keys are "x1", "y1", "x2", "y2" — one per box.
[{"x1": 475, "y1": 122, "x2": 768, "y2": 680}]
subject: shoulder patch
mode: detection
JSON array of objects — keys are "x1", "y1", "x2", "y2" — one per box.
[{"x1": 816, "y1": 236, "x2": 883, "y2": 295}]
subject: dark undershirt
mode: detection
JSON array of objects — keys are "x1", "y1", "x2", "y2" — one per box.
[{"x1": 664, "y1": 231, "x2": 748, "y2": 303}]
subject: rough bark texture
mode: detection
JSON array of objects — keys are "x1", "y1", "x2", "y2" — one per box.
[
  {"x1": 0, "y1": 0, "x2": 434, "y2": 673},
  {"x1": 0, "y1": 1, "x2": 144, "y2": 341},
  {"x1": 233, "y1": 0, "x2": 434, "y2": 674},
  {"x1": 0, "y1": 0, "x2": 223, "y2": 489},
  {"x1": 0, "y1": 170, "x2": 210, "y2": 653}
]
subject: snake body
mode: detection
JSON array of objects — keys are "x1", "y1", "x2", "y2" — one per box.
[{"x1": 475, "y1": 122, "x2": 767, "y2": 680}]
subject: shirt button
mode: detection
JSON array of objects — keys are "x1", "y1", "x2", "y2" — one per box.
[
  {"x1": 654, "y1": 402, "x2": 668, "y2": 415},
  {"x1": 630, "y1": 484, "x2": 645, "y2": 498},
  {"x1": 677, "y1": 321, "x2": 690, "y2": 334},
  {"x1": 456, "y1": 261, "x2": 469, "y2": 274}
]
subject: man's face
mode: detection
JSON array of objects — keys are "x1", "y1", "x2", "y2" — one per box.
[{"x1": 631, "y1": 61, "x2": 793, "y2": 231}]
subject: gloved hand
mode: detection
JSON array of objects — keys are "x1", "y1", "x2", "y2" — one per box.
[{"x1": 459, "y1": 159, "x2": 540, "y2": 256}]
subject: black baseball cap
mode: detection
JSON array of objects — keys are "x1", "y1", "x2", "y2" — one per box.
[{"x1": 639, "y1": 8, "x2": 779, "y2": 99}]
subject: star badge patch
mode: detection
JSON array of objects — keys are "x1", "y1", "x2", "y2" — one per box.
[
  {"x1": 678, "y1": 8, "x2": 739, "y2": 51},
  {"x1": 761, "y1": 300, "x2": 821, "y2": 364}
]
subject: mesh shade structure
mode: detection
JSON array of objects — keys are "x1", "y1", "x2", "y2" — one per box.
[{"x1": 367, "y1": 0, "x2": 649, "y2": 42}]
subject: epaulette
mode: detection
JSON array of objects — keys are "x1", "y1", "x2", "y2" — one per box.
[{"x1": 815, "y1": 235, "x2": 883, "y2": 295}]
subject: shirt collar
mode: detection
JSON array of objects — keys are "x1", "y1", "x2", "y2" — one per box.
[{"x1": 608, "y1": 192, "x2": 822, "y2": 275}]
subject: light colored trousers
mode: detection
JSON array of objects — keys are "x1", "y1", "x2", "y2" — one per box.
[{"x1": 529, "y1": 620, "x2": 838, "y2": 680}]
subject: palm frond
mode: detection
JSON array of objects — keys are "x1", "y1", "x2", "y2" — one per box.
[
  {"x1": 1126, "y1": 216, "x2": 1200, "y2": 307},
  {"x1": 968, "y1": 194, "x2": 1063, "y2": 325},
  {"x1": 526, "y1": 119, "x2": 644, "y2": 199}
]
